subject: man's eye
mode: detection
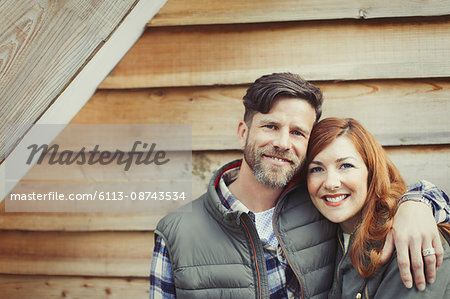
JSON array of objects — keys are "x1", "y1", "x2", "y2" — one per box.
[
  {"x1": 264, "y1": 125, "x2": 276, "y2": 129},
  {"x1": 292, "y1": 130, "x2": 304, "y2": 137}
]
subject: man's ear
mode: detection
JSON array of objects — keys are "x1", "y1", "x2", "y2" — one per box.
[{"x1": 237, "y1": 121, "x2": 248, "y2": 149}]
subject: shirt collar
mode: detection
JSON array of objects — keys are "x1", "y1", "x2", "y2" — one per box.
[{"x1": 217, "y1": 166, "x2": 255, "y2": 221}]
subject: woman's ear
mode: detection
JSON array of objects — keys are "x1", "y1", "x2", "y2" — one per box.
[{"x1": 237, "y1": 121, "x2": 248, "y2": 149}]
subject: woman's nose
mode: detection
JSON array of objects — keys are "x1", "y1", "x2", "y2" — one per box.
[{"x1": 324, "y1": 170, "x2": 341, "y2": 190}]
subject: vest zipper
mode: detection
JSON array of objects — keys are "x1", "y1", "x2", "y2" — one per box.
[
  {"x1": 241, "y1": 216, "x2": 263, "y2": 299},
  {"x1": 364, "y1": 284, "x2": 370, "y2": 299},
  {"x1": 273, "y1": 188, "x2": 304, "y2": 299},
  {"x1": 337, "y1": 232, "x2": 367, "y2": 299},
  {"x1": 336, "y1": 233, "x2": 345, "y2": 287}
]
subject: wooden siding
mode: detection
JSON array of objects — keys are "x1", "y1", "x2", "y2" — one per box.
[
  {"x1": 100, "y1": 18, "x2": 450, "y2": 88},
  {"x1": 1, "y1": 0, "x2": 449, "y2": 298},
  {"x1": 0, "y1": 231, "x2": 153, "y2": 277},
  {"x1": 74, "y1": 79, "x2": 450, "y2": 149},
  {"x1": 150, "y1": 0, "x2": 450, "y2": 26},
  {"x1": 0, "y1": 275, "x2": 149, "y2": 299}
]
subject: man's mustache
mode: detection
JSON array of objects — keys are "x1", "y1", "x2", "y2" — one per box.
[{"x1": 257, "y1": 147, "x2": 300, "y2": 165}]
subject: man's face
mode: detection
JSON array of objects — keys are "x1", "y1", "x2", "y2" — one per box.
[{"x1": 242, "y1": 98, "x2": 316, "y2": 188}]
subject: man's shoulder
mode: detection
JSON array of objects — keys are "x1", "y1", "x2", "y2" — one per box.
[
  {"x1": 156, "y1": 193, "x2": 209, "y2": 231},
  {"x1": 156, "y1": 159, "x2": 242, "y2": 234}
]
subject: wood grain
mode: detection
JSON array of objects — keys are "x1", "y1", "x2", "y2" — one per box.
[
  {"x1": 0, "y1": 231, "x2": 154, "y2": 277},
  {"x1": 100, "y1": 18, "x2": 450, "y2": 88},
  {"x1": 0, "y1": 275, "x2": 149, "y2": 299},
  {"x1": 76, "y1": 80, "x2": 450, "y2": 148},
  {"x1": 0, "y1": 0, "x2": 136, "y2": 162},
  {"x1": 151, "y1": 0, "x2": 450, "y2": 26},
  {"x1": 0, "y1": 212, "x2": 164, "y2": 232},
  {"x1": 387, "y1": 145, "x2": 450, "y2": 194}
]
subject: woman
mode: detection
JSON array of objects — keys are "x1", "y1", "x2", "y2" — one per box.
[{"x1": 304, "y1": 117, "x2": 450, "y2": 298}]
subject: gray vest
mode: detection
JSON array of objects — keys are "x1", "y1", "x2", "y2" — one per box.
[{"x1": 155, "y1": 160, "x2": 337, "y2": 298}]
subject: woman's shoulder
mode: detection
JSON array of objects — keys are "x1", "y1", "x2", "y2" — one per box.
[{"x1": 373, "y1": 232, "x2": 450, "y2": 298}]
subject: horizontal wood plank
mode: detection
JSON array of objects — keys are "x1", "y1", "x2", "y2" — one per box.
[
  {"x1": 1, "y1": 146, "x2": 448, "y2": 231},
  {"x1": 0, "y1": 231, "x2": 154, "y2": 277},
  {"x1": 77, "y1": 79, "x2": 450, "y2": 148},
  {"x1": 387, "y1": 145, "x2": 450, "y2": 194},
  {"x1": 100, "y1": 18, "x2": 450, "y2": 88},
  {"x1": 0, "y1": 212, "x2": 163, "y2": 232},
  {"x1": 0, "y1": 275, "x2": 149, "y2": 299},
  {"x1": 151, "y1": 0, "x2": 450, "y2": 26}
]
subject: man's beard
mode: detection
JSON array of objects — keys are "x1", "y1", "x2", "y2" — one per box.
[{"x1": 243, "y1": 140, "x2": 304, "y2": 189}]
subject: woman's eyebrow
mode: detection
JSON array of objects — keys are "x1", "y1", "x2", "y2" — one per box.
[{"x1": 336, "y1": 157, "x2": 356, "y2": 163}]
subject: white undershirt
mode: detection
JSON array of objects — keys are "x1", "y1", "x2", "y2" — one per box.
[
  {"x1": 254, "y1": 207, "x2": 278, "y2": 248},
  {"x1": 343, "y1": 232, "x2": 351, "y2": 253}
]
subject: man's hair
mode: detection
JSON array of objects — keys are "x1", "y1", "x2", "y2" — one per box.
[{"x1": 243, "y1": 73, "x2": 323, "y2": 125}]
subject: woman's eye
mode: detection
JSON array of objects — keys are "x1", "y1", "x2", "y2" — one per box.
[
  {"x1": 341, "y1": 163, "x2": 354, "y2": 169},
  {"x1": 309, "y1": 167, "x2": 323, "y2": 173},
  {"x1": 264, "y1": 125, "x2": 276, "y2": 129}
]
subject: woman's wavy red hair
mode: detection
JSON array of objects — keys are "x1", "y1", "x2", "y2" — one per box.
[{"x1": 304, "y1": 117, "x2": 406, "y2": 278}]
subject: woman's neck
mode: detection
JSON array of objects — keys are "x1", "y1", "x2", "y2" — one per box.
[{"x1": 339, "y1": 212, "x2": 362, "y2": 234}]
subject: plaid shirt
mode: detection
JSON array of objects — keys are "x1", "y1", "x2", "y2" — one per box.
[
  {"x1": 149, "y1": 166, "x2": 450, "y2": 298},
  {"x1": 400, "y1": 180, "x2": 450, "y2": 223}
]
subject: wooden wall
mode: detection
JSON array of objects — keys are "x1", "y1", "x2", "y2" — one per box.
[{"x1": 1, "y1": 1, "x2": 449, "y2": 297}]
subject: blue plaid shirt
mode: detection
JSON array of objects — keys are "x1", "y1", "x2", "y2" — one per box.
[
  {"x1": 149, "y1": 167, "x2": 449, "y2": 298},
  {"x1": 400, "y1": 180, "x2": 450, "y2": 223}
]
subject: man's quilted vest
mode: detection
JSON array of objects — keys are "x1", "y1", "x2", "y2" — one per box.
[{"x1": 155, "y1": 160, "x2": 337, "y2": 298}]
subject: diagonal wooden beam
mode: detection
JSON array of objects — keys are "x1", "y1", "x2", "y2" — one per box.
[{"x1": 0, "y1": 0, "x2": 168, "y2": 201}]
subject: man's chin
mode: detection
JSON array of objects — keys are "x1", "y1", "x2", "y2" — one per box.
[{"x1": 255, "y1": 169, "x2": 294, "y2": 189}]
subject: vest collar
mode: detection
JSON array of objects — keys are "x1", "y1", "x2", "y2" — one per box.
[{"x1": 205, "y1": 159, "x2": 302, "y2": 228}]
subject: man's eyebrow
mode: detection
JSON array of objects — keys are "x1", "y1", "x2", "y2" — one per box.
[
  {"x1": 258, "y1": 117, "x2": 279, "y2": 124},
  {"x1": 294, "y1": 125, "x2": 310, "y2": 135}
]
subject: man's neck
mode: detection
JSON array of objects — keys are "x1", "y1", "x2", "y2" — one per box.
[{"x1": 228, "y1": 161, "x2": 283, "y2": 213}]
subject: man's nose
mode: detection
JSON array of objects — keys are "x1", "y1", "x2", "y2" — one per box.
[
  {"x1": 272, "y1": 129, "x2": 291, "y2": 151},
  {"x1": 324, "y1": 170, "x2": 341, "y2": 190}
]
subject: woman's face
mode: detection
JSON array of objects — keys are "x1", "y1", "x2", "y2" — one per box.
[{"x1": 307, "y1": 136, "x2": 369, "y2": 233}]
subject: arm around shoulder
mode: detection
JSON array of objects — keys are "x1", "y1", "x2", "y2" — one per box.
[{"x1": 374, "y1": 237, "x2": 450, "y2": 299}]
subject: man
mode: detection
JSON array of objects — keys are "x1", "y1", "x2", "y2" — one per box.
[{"x1": 150, "y1": 73, "x2": 449, "y2": 298}]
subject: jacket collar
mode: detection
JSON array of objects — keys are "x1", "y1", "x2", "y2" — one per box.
[{"x1": 205, "y1": 159, "x2": 301, "y2": 228}]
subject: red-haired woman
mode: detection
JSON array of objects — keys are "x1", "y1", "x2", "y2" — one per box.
[{"x1": 305, "y1": 117, "x2": 450, "y2": 298}]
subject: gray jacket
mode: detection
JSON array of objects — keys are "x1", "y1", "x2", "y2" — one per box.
[
  {"x1": 328, "y1": 230, "x2": 450, "y2": 299},
  {"x1": 155, "y1": 160, "x2": 337, "y2": 298}
]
